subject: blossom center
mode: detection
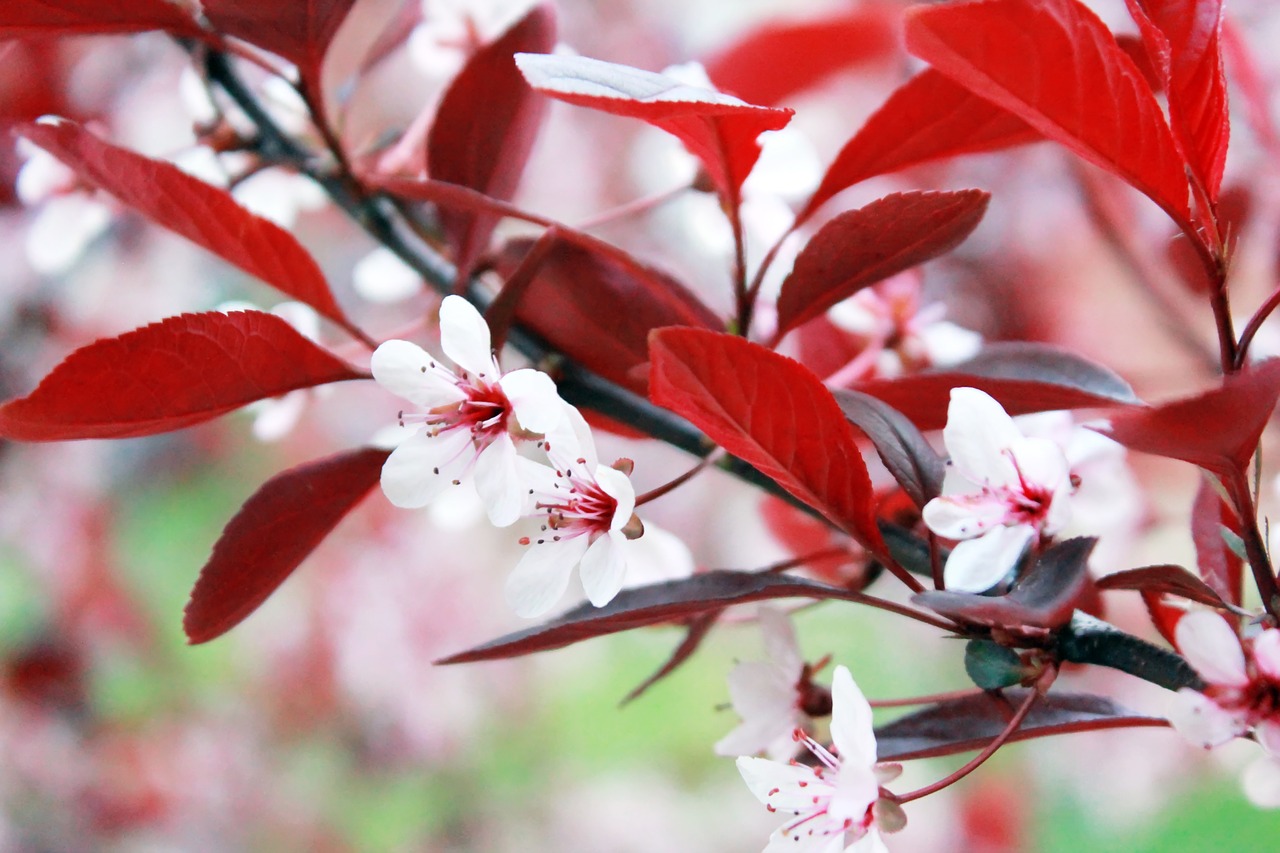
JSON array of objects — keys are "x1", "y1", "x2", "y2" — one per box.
[
  {"x1": 401, "y1": 374, "x2": 511, "y2": 447},
  {"x1": 534, "y1": 457, "x2": 618, "y2": 539}
]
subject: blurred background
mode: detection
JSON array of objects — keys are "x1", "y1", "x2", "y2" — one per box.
[{"x1": 2, "y1": 0, "x2": 1280, "y2": 850}]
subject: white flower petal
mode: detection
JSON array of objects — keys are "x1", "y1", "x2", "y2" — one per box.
[
  {"x1": 1176, "y1": 611, "x2": 1250, "y2": 687},
  {"x1": 725, "y1": 659, "x2": 796, "y2": 722},
  {"x1": 27, "y1": 195, "x2": 112, "y2": 275},
  {"x1": 943, "y1": 524, "x2": 1033, "y2": 593},
  {"x1": 594, "y1": 465, "x2": 636, "y2": 530},
  {"x1": 1170, "y1": 687, "x2": 1247, "y2": 748},
  {"x1": 473, "y1": 433, "x2": 524, "y2": 527},
  {"x1": 439, "y1": 294, "x2": 498, "y2": 378},
  {"x1": 1254, "y1": 629, "x2": 1280, "y2": 681},
  {"x1": 250, "y1": 390, "x2": 307, "y2": 442},
  {"x1": 543, "y1": 403, "x2": 600, "y2": 470},
  {"x1": 579, "y1": 531, "x2": 628, "y2": 607},
  {"x1": 830, "y1": 665, "x2": 876, "y2": 765},
  {"x1": 737, "y1": 756, "x2": 834, "y2": 812},
  {"x1": 353, "y1": 246, "x2": 421, "y2": 304},
  {"x1": 759, "y1": 606, "x2": 803, "y2": 677},
  {"x1": 1007, "y1": 436, "x2": 1071, "y2": 493},
  {"x1": 943, "y1": 387, "x2": 1023, "y2": 488},
  {"x1": 371, "y1": 339, "x2": 467, "y2": 408},
  {"x1": 1243, "y1": 755, "x2": 1280, "y2": 809},
  {"x1": 618, "y1": 523, "x2": 694, "y2": 588},
  {"x1": 922, "y1": 491, "x2": 1014, "y2": 540},
  {"x1": 921, "y1": 320, "x2": 983, "y2": 367},
  {"x1": 505, "y1": 535, "x2": 590, "y2": 618},
  {"x1": 763, "y1": 830, "x2": 846, "y2": 853},
  {"x1": 849, "y1": 829, "x2": 890, "y2": 853},
  {"x1": 379, "y1": 428, "x2": 473, "y2": 508},
  {"x1": 827, "y1": 761, "x2": 879, "y2": 831},
  {"x1": 1258, "y1": 719, "x2": 1280, "y2": 757},
  {"x1": 499, "y1": 368, "x2": 564, "y2": 434},
  {"x1": 714, "y1": 709, "x2": 797, "y2": 759}
]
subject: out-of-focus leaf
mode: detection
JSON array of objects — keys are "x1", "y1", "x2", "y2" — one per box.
[
  {"x1": 0, "y1": 0, "x2": 198, "y2": 36},
  {"x1": 833, "y1": 390, "x2": 944, "y2": 509},
  {"x1": 1093, "y1": 359, "x2": 1280, "y2": 475},
  {"x1": 854, "y1": 342, "x2": 1140, "y2": 431},
  {"x1": 1096, "y1": 563, "x2": 1228, "y2": 608},
  {"x1": 800, "y1": 69, "x2": 1038, "y2": 222},
  {"x1": 19, "y1": 119, "x2": 361, "y2": 337},
  {"x1": 1057, "y1": 611, "x2": 1204, "y2": 691},
  {"x1": 875, "y1": 690, "x2": 1163, "y2": 761},
  {"x1": 438, "y1": 571, "x2": 855, "y2": 663},
  {"x1": 493, "y1": 235, "x2": 719, "y2": 395},
  {"x1": 0, "y1": 311, "x2": 365, "y2": 441},
  {"x1": 427, "y1": 4, "x2": 555, "y2": 279},
  {"x1": 203, "y1": 0, "x2": 358, "y2": 85},
  {"x1": 914, "y1": 538, "x2": 1095, "y2": 631},
  {"x1": 905, "y1": 0, "x2": 1192, "y2": 229},
  {"x1": 703, "y1": 8, "x2": 898, "y2": 107},
  {"x1": 1125, "y1": 0, "x2": 1229, "y2": 201},
  {"x1": 776, "y1": 189, "x2": 989, "y2": 337},
  {"x1": 184, "y1": 447, "x2": 389, "y2": 644},
  {"x1": 650, "y1": 329, "x2": 885, "y2": 554},
  {"x1": 515, "y1": 52, "x2": 792, "y2": 204},
  {"x1": 1189, "y1": 473, "x2": 1243, "y2": 608}
]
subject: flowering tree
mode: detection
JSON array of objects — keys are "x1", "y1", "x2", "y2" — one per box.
[{"x1": 3, "y1": 0, "x2": 1280, "y2": 848}]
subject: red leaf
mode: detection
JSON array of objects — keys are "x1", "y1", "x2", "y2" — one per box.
[
  {"x1": 905, "y1": 0, "x2": 1192, "y2": 229},
  {"x1": 1096, "y1": 563, "x2": 1228, "y2": 608},
  {"x1": 832, "y1": 389, "x2": 944, "y2": 509},
  {"x1": 1125, "y1": 0, "x2": 1229, "y2": 202},
  {"x1": 703, "y1": 8, "x2": 898, "y2": 107},
  {"x1": 20, "y1": 119, "x2": 360, "y2": 337},
  {"x1": 203, "y1": 0, "x2": 358, "y2": 84},
  {"x1": 1093, "y1": 359, "x2": 1280, "y2": 474},
  {"x1": 800, "y1": 69, "x2": 1038, "y2": 223},
  {"x1": 0, "y1": 0, "x2": 198, "y2": 36},
  {"x1": 649, "y1": 329, "x2": 884, "y2": 554},
  {"x1": 1191, "y1": 475, "x2": 1243, "y2": 605},
  {"x1": 438, "y1": 570, "x2": 858, "y2": 663},
  {"x1": 515, "y1": 52, "x2": 793, "y2": 205},
  {"x1": 777, "y1": 189, "x2": 990, "y2": 337},
  {"x1": 427, "y1": 5, "x2": 556, "y2": 279},
  {"x1": 1141, "y1": 589, "x2": 1186, "y2": 647},
  {"x1": 184, "y1": 447, "x2": 389, "y2": 644},
  {"x1": 0, "y1": 311, "x2": 365, "y2": 441},
  {"x1": 493, "y1": 235, "x2": 719, "y2": 394},
  {"x1": 875, "y1": 690, "x2": 1161, "y2": 761},
  {"x1": 854, "y1": 342, "x2": 1140, "y2": 431}
]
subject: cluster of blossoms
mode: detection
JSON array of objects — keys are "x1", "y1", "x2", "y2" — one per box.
[{"x1": 370, "y1": 295, "x2": 652, "y2": 617}]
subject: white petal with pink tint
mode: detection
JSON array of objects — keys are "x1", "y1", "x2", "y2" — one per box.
[
  {"x1": 943, "y1": 387, "x2": 1024, "y2": 487},
  {"x1": 505, "y1": 535, "x2": 591, "y2": 618},
  {"x1": 499, "y1": 368, "x2": 564, "y2": 434},
  {"x1": 371, "y1": 340, "x2": 467, "y2": 408},
  {"x1": 439, "y1": 294, "x2": 498, "y2": 378},
  {"x1": 579, "y1": 531, "x2": 628, "y2": 607},
  {"x1": 1176, "y1": 611, "x2": 1250, "y2": 688},
  {"x1": 1243, "y1": 755, "x2": 1280, "y2": 808},
  {"x1": 944, "y1": 524, "x2": 1034, "y2": 593},
  {"x1": 473, "y1": 433, "x2": 525, "y2": 527},
  {"x1": 1170, "y1": 687, "x2": 1247, "y2": 748},
  {"x1": 1254, "y1": 629, "x2": 1280, "y2": 681},
  {"x1": 379, "y1": 428, "x2": 474, "y2": 508}
]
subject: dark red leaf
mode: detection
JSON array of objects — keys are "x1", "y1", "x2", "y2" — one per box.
[
  {"x1": 427, "y1": 5, "x2": 556, "y2": 279},
  {"x1": 777, "y1": 189, "x2": 989, "y2": 337},
  {"x1": 875, "y1": 690, "x2": 1162, "y2": 761},
  {"x1": 800, "y1": 69, "x2": 1038, "y2": 223},
  {"x1": 203, "y1": 0, "x2": 358, "y2": 84},
  {"x1": 854, "y1": 342, "x2": 1140, "y2": 431},
  {"x1": 914, "y1": 538, "x2": 1095, "y2": 631},
  {"x1": 0, "y1": 311, "x2": 365, "y2": 441},
  {"x1": 649, "y1": 329, "x2": 884, "y2": 554},
  {"x1": 703, "y1": 8, "x2": 898, "y2": 107},
  {"x1": 184, "y1": 447, "x2": 389, "y2": 644},
  {"x1": 1096, "y1": 563, "x2": 1228, "y2": 608},
  {"x1": 1093, "y1": 359, "x2": 1280, "y2": 474},
  {"x1": 494, "y1": 235, "x2": 719, "y2": 395},
  {"x1": 515, "y1": 52, "x2": 793, "y2": 205},
  {"x1": 438, "y1": 570, "x2": 856, "y2": 664},
  {"x1": 0, "y1": 0, "x2": 198, "y2": 36},
  {"x1": 832, "y1": 389, "x2": 944, "y2": 509},
  {"x1": 1191, "y1": 475, "x2": 1243, "y2": 605},
  {"x1": 621, "y1": 610, "x2": 722, "y2": 704},
  {"x1": 905, "y1": 0, "x2": 1192, "y2": 229},
  {"x1": 19, "y1": 119, "x2": 360, "y2": 337},
  {"x1": 1125, "y1": 0, "x2": 1229, "y2": 202}
]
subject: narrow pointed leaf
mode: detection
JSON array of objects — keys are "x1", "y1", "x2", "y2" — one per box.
[
  {"x1": 515, "y1": 52, "x2": 793, "y2": 204},
  {"x1": 777, "y1": 189, "x2": 989, "y2": 336},
  {"x1": 494, "y1": 235, "x2": 719, "y2": 394},
  {"x1": 1125, "y1": 0, "x2": 1229, "y2": 201},
  {"x1": 875, "y1": 690, "x2": 1164, "y2": 761},
  {"x1": 703, "y1": 8, "x2": 898, "y2": 106},
  {"x1": 1190, "y1": 476, "x2": 1243, "y2": 605},
  {"x1": 184, "y1": 447, "x2": 389, "y2": 644},
  {"x1": 650, "y1": 329, "x2": 884, "y2": 553},
  {"x1": 832, "y1": 390, "x2": 944, "y2": 509},
  {"x1": 0, "y1": 0, "x2": 199, "y2": 36},
  {"x1": 203, "y1": 0, "x2": 358, "y2": 84},
  {"x1": 1093, "y1": 359, "x2": 1280, "y2": 474},
  {"x1": 621, "y1": 610, "x2": 722, "y2": 704},
  {"x1": 855, "y1": 342, "x2": 1140, "y2": 431},
  {"x1": 1095, "y1": 564, "x2": 1228, "y2": 608},
  {"x1": 914, "y1": 538, "x2": 1095, "y2": 630},
  {"x1": 800, "y1": 69, "x2": 1038, "y2": 222},
  {"x1": 19, "y1": 119, "x2": 358, "y2": 334},
  {"x1": 905, "y1": 0, "x2": 1192, "y2": 228},
  {"x1": 1058, "y1": 611, "x2": 1204, "y2": 691},
  {"x1": 427, "y1": 5, "x2": 556, "y2": 279},
  {"x1": 0, "y1": 311, "x2": 365, "y2": 441},
  {"x1": 439, "y1": 571, "x2": 855, "y2": 663}
]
